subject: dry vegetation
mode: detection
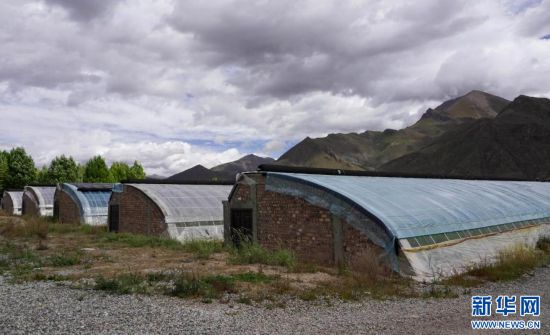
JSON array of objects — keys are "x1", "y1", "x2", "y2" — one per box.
[
  {"x1": 1, "y1": 214, "x2": 548, "y2": 306},
  {"x1": 444, "y1": 239, "x2": 550, "y2": 287}
]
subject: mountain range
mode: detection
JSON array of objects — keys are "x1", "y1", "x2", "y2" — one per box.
[
  {"x1": 275, "y1": 91, "x2": 550, "y2": 180},
  {"x1": 163, "y1": 90, "x2": 550, "y2": 181},
  {"x1": 380, "y1": 95, "x2": 550, "y2": 179},
  {"x1": 277, "y1": 90, "x2": 511, "y2": 171},
  {"x1": 165, "y1": 154, "x2": 274, "y2": 182}
]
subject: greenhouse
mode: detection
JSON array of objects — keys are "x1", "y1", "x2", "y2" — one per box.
[
  {"x1": 1, "y1": 190, "x2": 23, "y2": 216},
  {"x1": 110, "y1": 183, "x2": 233, "y2": 241},
  {"x1": 22, "y1": 186, "x2": 56, "y2": 217},
  {"x1": 226, "y1": 167, "x2": 550, "y2": 281},
  {"x1": 54, "y1": 183, "x2": 113, "y2": 225}
]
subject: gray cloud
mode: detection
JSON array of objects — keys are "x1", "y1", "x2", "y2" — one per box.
[
  {"x1": 0, "y1": 0, "x2": 550, "y2": 175},
  {"x1": 43, "y1": 0, "x2": 123, "y2": 22}
]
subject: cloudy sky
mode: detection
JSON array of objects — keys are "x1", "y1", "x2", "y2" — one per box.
[{"x1": 1, "y1": 0, "x2": 549, "y2": 176}]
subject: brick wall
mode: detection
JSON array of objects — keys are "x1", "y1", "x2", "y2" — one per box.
[
  {"x1": 111, "y1": 185, "x2": 166, "y2": 236},
  {"x1": 1, "y1": 195, "x2": 14, "y2": 215},
  {"x1": 55, "y1": 189, "x2": 81, "y2": 224},
  {"x1": 229, "y1": 174, "x2": 382, "y2": 268},
  {"x1": 22, "y1": 192, "x2": 40, "y2": 216},
  {"x1": 232, "y1": 183, "x2": 251, "y2": 202}
]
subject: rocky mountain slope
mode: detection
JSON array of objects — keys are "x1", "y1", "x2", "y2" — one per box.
[
  {"x1": 380, "y1": 95, "x2": 550, "y2": 179},
  {"x1": 276, "y1": 91, "x2": 510, "y2": 170}
]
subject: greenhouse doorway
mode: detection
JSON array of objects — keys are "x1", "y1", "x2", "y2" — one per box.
[
  {"x1": 109, "y1": 205, "x2": 119, "y2": 232},
  {"x1": 231, "y1": 209, "x2": 253, "y2": 246}
]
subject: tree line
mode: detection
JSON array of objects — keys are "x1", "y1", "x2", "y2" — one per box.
[{"x1": 0, "y1": 147, "x2": 145, "y2": 192}]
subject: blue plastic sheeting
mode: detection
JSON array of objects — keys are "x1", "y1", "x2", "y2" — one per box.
[
  {"x1": 60, "y1": 183, "x2": 112, "y2": 225},
  {"x1": 267, "y1": 173, "x2": 550, "y2": 239},
  {"x1": 128, "y1": 184, "x2": 233, "y2": 224}
]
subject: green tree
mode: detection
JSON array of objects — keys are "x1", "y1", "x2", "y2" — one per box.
[
  {"x1": 83, "y1": 156, "x2": 113, "y2": 183},
  {"x1": 48, "y1": 155, "x2": 79, "y2": 183},
  {"x1": 109, "y1": 162, "x2": 130, "y2": 182},
  {"x1": 128, "y1": 161, "x2": 146, "y2": 180},
  {"x1": 0, "y1": 151, "x2": 8, "y2": 191},
  {"x1": 36, "y1": 165, "x2": 52, "y2": 184},
  {"x1": 77, "y1": 164, "x2": 85, "y2": 182},
  {"x1": 5, "y1": 147, "x2": 36, "y2": 189}
]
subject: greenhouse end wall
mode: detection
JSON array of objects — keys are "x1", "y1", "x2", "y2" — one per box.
[
  {"x1": 1, "y1": 193, "x2": 16, "y2": 215},
  {"x1": 227, "y1": 174, "x2": 390, "y2": 268},
  {"x1": 109, "y1": 185, "x2": 166, "y2": 236},
  {"x1": 22, "y1": 192, "x2": 40, "y2": 216},
  {"x1": 55, "y1": 189, "x2": 81, "y2": 224}
]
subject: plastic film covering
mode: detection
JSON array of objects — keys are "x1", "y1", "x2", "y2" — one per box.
[
  {"x1": 24, "y1": 186, "x2": 56, "y2": 216},
  {"x1": 60, "y1": 184, "x2": 111, "y2": 225},
  {"x1": 2, "y1": 191, "x2": 23, "y2": 215},
  {"x1": 266, "y1": 173, "x2": 550, "y2": 239},
  {"x1": 128, "y1": 184, "x2": 232, "y2": 241},
  {"x1": 402, "y1": 224, "x2": 550, "y2": 281}
]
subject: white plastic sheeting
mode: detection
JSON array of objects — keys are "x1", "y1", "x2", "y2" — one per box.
[
  {"x1": 402, "y1": 224, "x2": 550, "y2": 281},
  {"x1": 59, "y1": 183, "x2": 112, "y2": 225},
  {"x1": 1, "y1": 191, "x2": 23, "y2": 215},
  {"x1": 128, "y1": 184, "x2": 232, "y2": 241},
  {"x1": 24, "y1": 186, "x2": 55, "y2": 216}
]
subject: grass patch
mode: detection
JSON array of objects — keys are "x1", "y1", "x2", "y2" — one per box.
[
  {"x1": 466, "y1": 244, "x2": 546, "y2": 281},
  {"x1": 93, "y1": 270, "x2": 277, "y2": 301},
  {"x1": 0, "y1": 216, "x2": 48, "y2": 242},
  {"x1": 232, "y1": 272, "x2": 275, "y2": 283},
  {"x1": 48, "y1": 253, "x2": 81, "y2": 267},
  {"x1": 228, "y1": 242, "x2": 295, "y2": 268},
  {"x1": 48, "y1": 223, "x2": 107, "y2": 235},
  {"x1": 99, "y1": 233, "x2": 186, "y2": 250},
  {"x1": 94, "y1": 273, "x2": 151, "y2": 295},
  {"x1": 180, "y1": 240, "x2": 224, "y2": 259},
  {"x1": 445, "y1": 240, "x2": 550, "y2": 285}
]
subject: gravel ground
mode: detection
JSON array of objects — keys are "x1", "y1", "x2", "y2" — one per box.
[{"x1": 0, "y1": 268, "x2": 548, "y2": 335}]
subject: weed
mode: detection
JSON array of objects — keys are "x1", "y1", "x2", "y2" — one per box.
[
  {"x1": 169, "y1": 274, "x2": 207, "y2": 298},
  {"x1": 0, "y1": 217, "x2": 49, "y2": 244},
  {"x1": 48, "y1": 253, "x2": 81, "y2": 267},
  {"x1": 453, "y1": 243, "x2": 550, "y2": 283},
  {"x1": 203, "y1": 275, "x2": 237, "y2": 294},
  {"x1": 232, "y1": 272, "x2": 275, "y2": 283},
  {"x1": 290, "y1": 262, "x2": 321, "y2": 273},
  {"x1": 48, "y1": 223, "x2": 107, "y2": 235},
  {"x1": 181, "y1": 240, "x2": 224, "y2": 259},
  {"x1": 298, "y1": 290, "x2": 318, "y2": 301},
  {"x1": 94, "y1": 273, "x2": 150, "y2": 295},
  {"x1": 228, "y1": 242, "x2": 295, "y2": 268},
  {"x1": 99, "y1": 233, "x2": 185, "y2": 250},
  {"x1": 237, "y1": 294, "x2": 252, "y2": 305}
]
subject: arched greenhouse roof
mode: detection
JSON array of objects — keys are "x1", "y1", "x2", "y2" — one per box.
[
  {"x1": 3, "y1": 191, "x2": 23, "y2": 209},
  {"x1": 59, "y1": 183, "x2": 113, "y2": 225},
  {"x1": 25, "y1": 186, "x2": 56, "y2": 207},
  {"x1": 126, "y1": 184, "x2": 233, "y2": 224},
  {"x1": 266, "y1": 172, "x2": 550, "y2": 239}
]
